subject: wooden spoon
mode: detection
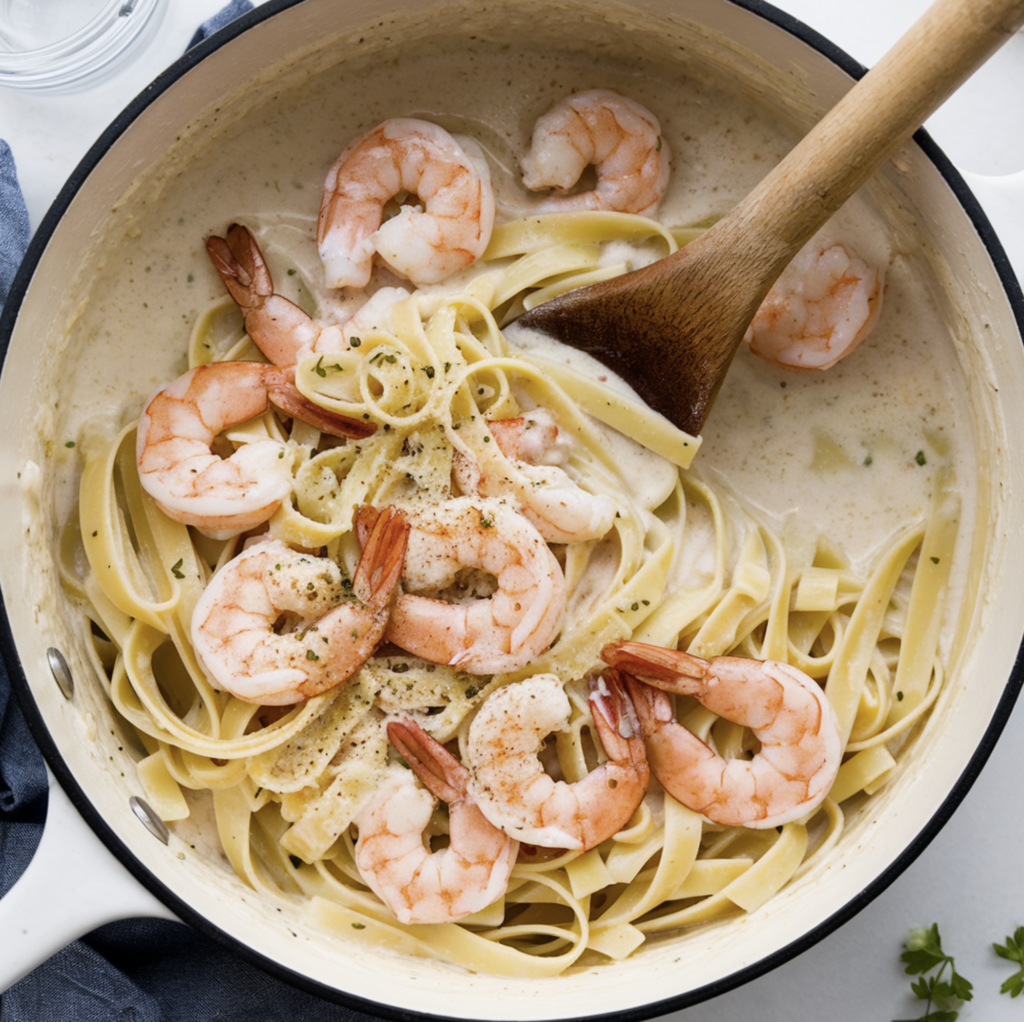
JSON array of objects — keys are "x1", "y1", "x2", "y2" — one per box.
[{"x1": 513, "y1": 0, "x2": 1024, "y2": 437}]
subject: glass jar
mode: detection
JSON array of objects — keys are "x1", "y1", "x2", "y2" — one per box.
[{"x1": 0, "y1": 0, "x2": 167, "y2": 91}]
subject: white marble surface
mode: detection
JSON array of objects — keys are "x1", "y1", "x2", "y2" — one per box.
[{"x1": 2, "y1": 1, "x2": 1024, "y2": 1019}]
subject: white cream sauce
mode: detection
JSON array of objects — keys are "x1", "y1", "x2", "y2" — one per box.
[{"x1": 56, "y1": 35, "x2": 974, "y2": 584}]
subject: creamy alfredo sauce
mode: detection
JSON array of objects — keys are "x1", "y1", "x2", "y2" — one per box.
[{"x1": 56, "y1": 34, "x2": 973, "y2": 618}]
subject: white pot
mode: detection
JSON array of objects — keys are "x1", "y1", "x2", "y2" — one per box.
[{"x1": 2, "y1": 0, "x2": 1023, "y2": 1017}]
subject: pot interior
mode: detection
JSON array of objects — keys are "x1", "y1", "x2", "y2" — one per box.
[{"x1": 2, "y1": 0, "x2": 1023, "y2": 1018}]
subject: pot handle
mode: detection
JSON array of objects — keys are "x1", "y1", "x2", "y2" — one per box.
[
  {"x1": 961, "y1": 169, "x2": 1024, "y2": 287},
  {"x1": 0, "y1": 763, "x2": 178, "y2": 994}
]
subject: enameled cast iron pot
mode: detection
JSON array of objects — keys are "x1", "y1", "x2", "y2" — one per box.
[{"x1": 2, "y1": 1, "x2": 1024, "y2": 1017}]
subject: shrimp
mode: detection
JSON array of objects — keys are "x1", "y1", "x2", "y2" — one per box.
[
  {"x1": 464, "y1": 672, "x2": 649, "y2": 850},
  {"x1": 379, "y1": 497, "x2": 565, "y2": 675},
  {"x1": 354, "y1": 719, "x2": 518, "y2": 924},
  {"x1": 601, "y1": 641, "x2": 842, "y2": 829},
  {"x1": 191, "y1": 506, "x2": 409, "y2": 705},
  {"x1": 136, "y1": 360, "x2": 374, "y2": 537},
  {"x1": 743, "y1": 235, "x2": 885, "y2": 370},
  {"x1": 520, "y1": 89, "x2": 670, "y2": 216},
  {"x1": 206, "y1": 223, "x2": 409, "y2": 368},
  {"x1": 317, "y1": 118, "x2": 496, "y2": 289},
  {"x1": 452, "y1": 408, "x2": 618, "y2": 543}
]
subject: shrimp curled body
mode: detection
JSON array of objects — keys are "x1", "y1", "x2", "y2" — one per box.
[
  {"x1": 206, "y1": 223, "x2": 409, "y2": 368},
  {"x1": 383, "y1": 498, "x2": 566, "y2": 675},
  {"x1": 743, "y1": 236, "x2": 884, "y2": 370},
  {"x1": 453, "y1": 409, "x2": 618, "y2": 543},
  {"x1": 191, "y1": 507, "x2": 409, "y2": 705},
  {"x1": 465, "y1": 672, "x2": 649, "y2": 850},
  {"x1": 355, "y1": 719, "x2": 518, "y2": 924},
  {"x1": 136, "y1": 360, "x2": 372, "y2": 538},
  {"x1": 318, "y1": 118, "x2": 495, "y2": 289},
  {"x1": 603, "y1": 641, "x2": 841, "y2": 829},
  {"x1": 521, "y1": 89, "x2": 670, "y2": 216}
]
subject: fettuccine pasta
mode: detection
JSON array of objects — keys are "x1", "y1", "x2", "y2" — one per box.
[{"x1": 62, "y1": 197, "x2": 957, "y2": 976}]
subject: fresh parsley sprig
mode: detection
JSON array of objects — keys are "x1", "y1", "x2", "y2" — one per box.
[
  {"x1": 895, "y1": 924, "x2": 973, "y2": 1022},
  {"x1": 994, "y1": 926, "x2": 1024, "y2": 998}
]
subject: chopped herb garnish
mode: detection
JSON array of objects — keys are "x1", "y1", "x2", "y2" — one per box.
[
  {"x1": 306, "y1": 650, "x2": 320, "y2": 661},
  {"x1": 352, "y1": 922, "x2": 366, "y2": 930},
  {"x1": 350, "y1": 337, "x2": 361, "y2": 347},
  {"x1": 915, "y1": 450, "x2": 927, "y2": 466},
  {"x1": 65, "y1": 440, "x2": 75, "y2": 448},
  {"x1": 480, "y1": 517, "x2": 492, "y2": 528},
  {"x1": 931, "y1": 556, "x2": 940, "y2": 564},
  {"x1": 170, "y1": 558, "x2": 185, "y2": 579},
  {"x1": 423, "y1": 365, "x2": 435, "y2": 379}
]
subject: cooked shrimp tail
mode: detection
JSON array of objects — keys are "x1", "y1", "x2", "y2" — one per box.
[
  {"x1": 206, "y1": 223, "x2": 346, "y2": 368},
  {"x1": 386, "y1": 719, "x2": 464, "y2": 804},
  {"x1": 191, "y1": 506, "x2": 409, "y2": 705},
  {"x1": 602, "y1": 640, "x2": 841, "y2": 829},
  {"x1": 590, "y1": 669, "x2": 648, "y2": 778},
  {"x1": 353, "y1": 504, "x2": 409, "y2": 605},
  {"x1": 466, "y1": 673, "x2": 649, "y2": 851},
  {"x1": 353, "y1": 719, "x2": 518, "y2": 924}
]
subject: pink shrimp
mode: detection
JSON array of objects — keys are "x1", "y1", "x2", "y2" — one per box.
[
  {"x1": 521, "y1": 89, "x2": 670, "y2": 216},
  {"x1": 452, "y1": 408, "x2": 617, "y2": 543},
  {"x1": 378, "y1": 498, "x2": 566, "y2": 675},
  {"x1": 191, "y1": 506, "x2": 408, "y2": 705},
  {"x1": 135, "y1": 360, "x2": 373, "y2": 537},
  {"x1": 354, "y1": 719, "x2": 518, "y2": 924},
  {"x1": 743, "y1": 235, "x2": 885, "y2": 370},
  {"x1": 317, "y1": 118, "x2": 495, "y2": 289},
  {"x1": 602, "y1": 641, "x2": 841, "y2": 829},
  {"x1": 464, "y1": 671, "x2": 649, "y2": 850}
]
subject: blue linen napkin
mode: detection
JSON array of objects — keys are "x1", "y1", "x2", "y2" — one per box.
[{"x1": 1, "y1": 4, "x2": 379, "y2": 1018}]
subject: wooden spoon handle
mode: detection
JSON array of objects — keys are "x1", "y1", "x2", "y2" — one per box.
[{"x1": 712, "y1": 0, "x2": 1024, "y2": 280}]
